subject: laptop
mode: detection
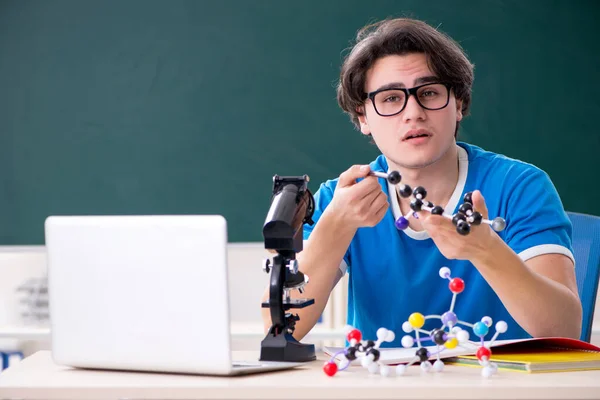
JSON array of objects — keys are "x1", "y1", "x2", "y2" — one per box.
[{"x1": 45, "y1": 215, "x2": 303, "y2": 375}]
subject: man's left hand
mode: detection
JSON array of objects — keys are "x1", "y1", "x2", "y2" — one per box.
[{"x1": 419, "y1": 190, "x2": 499, "y2": 262}]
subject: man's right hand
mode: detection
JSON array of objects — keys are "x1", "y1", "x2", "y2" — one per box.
[{"x1": 327, "y1": 165, "x2": 389, "y2": 229}]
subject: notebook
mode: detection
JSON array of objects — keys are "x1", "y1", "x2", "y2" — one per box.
[{"x1": 446, "y1": 338, "x2": 600, "y2": 373}]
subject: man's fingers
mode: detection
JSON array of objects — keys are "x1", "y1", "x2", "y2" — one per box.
[
  {"x1": 472, "y1": 190, "x2": 489, "y2": 219},
  {"x1": 371, "y1": 191, "x2": 389, "y2": 210},
  {"x1": 355, "y1": 176, "x2": 383, "y2": 199},
  {"x1": 338, "y1": 165, "x2": 371, "y2": 187},
  {"x1": 421, "y1": 213, "x2": 455, "y2": 234},
  {"x1": 359, "y1": 185, "x2": 381, "y2": 205},
  {"x1": 375, "y1": 201, "x2": 389, "y2": 219},
  {"x1": 370, "y1": 196, "x2": 390, "y2": 225}
]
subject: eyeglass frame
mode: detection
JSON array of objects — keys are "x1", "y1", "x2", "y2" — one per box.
[{"x1": 363, "y1": 82, "x2": 453, "y2": 117}]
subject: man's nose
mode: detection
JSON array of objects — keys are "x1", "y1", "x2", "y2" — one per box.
[{"x1": 402, "y1": 95, "x2": 426, "y2": 122}]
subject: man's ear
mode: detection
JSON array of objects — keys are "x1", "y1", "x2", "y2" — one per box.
[
  {"x1": 357, "y1": 107, "x2": 371, "y2": 135},
  {"x1": 456, "y1": 99, "x2": 463, "y2": 121}
]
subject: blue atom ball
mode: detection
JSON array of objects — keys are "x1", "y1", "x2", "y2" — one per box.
[{"x1": 473, "y1": 321, "x2": 489, "y2": 337}]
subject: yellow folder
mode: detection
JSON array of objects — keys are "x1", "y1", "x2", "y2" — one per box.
[{"x1": 448, "y1": 342, "x2": 600, "y2": 373}]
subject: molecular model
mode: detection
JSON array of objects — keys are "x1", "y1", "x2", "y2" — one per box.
[
  {"x1": 369, "y1": 171, "x2": 506, "y2": 236},
  {"x1": 323, "y1": 267, "x2": 508, "y2": 379},
  {"x1": 398, "y1": 267, "x2": 508, "y2": 378},
  {"x1": 323, "y1": 327, "x2": 396, "y2": 377}
]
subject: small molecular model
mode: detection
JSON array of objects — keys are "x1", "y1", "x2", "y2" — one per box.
[
  {"x1": 323, "y1": 327, "x2": 396, "y2": 377},
  {"x1": 323, "y1": 267, "x2": 508, "y2": 379},
  {"x1": 369, "y1": 171, "x2": 506, "y2": 236},
  {"x1": 398, "y1": 267, "x2": 507, "y2": 378}
]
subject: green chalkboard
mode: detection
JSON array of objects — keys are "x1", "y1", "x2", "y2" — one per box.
[{"x1": 0, "y1": 0, "x2": 598, "y2": 244}]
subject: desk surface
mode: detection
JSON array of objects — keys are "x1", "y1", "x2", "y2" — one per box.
[{"x1": 1, "y1": 351, "x2": 600, "y2": 400}]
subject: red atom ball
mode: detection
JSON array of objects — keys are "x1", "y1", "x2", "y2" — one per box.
[
  {"x1": 323, "y1": 361, "x2": 338, "y2": 376},
  {"x1": 347, "y1": 328, "x2": 362, "y2": 343},
  {"x1": 476, "y1": 346, "x2": 492, "y2": 361},
  {"x1": 449, "y1": 277, "x2": 465, "y2": 293}
]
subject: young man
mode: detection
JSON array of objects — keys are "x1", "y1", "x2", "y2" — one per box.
[{"x1": 261, "y1": 18, "x2": 582, "y2": 346}]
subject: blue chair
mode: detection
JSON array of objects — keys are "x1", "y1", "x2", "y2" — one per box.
[{"x1": 567, "y1": 211, "x2": 600, "y2": 342}]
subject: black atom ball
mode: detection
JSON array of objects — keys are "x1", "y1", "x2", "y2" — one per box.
[
  {"x1": 431, "y1": 206, "x2": 444, "y2": 215},
  {"x1": 410, "y1": 199, "x2": 423, "y2": 212},
  {"x1": 456, "y1": 220, "x2": 471, "y2": 235},
  {"x1": 458, "y1": 203, "x2": 473, "y2": 214},
  {"x1": 366, "y1": 348, "x2": 380, "y2": 362},
  {"x1": 345, "y1": 346, "x2": 358, "y2": 361},
  {"x1": 471, "y1": 211, "x2": 483, "y2": 225},
  {"x1": 416, "y1": 347, "x2": 429, "y2": 362},
  {"x1": 387, "y1": 171, "x2": 401, "y2": 185},
  {"x1": 399, "y1": 185, "x2": 412, "y2": 198},
  {"x1": 452, "y1": 213, "x2": 466, "y2": 226},
  {"x1": 413, "y1": 186, "x2": 427, "y2": 199},
  {"x1": 463, "y1": 192, "x2": 473, "y2": 204},
  {"x1": 432, "y1": 329, "x2": 447, "y2": 345}
]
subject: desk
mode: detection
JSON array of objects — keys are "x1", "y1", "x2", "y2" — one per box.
[{"x1": 1, "y1": 351, "x2": 600, "y2": 400}]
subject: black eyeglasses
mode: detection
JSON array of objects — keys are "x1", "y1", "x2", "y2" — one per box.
[{"x1": 364, "y1": 82, "x2": 452, "y2": 117}]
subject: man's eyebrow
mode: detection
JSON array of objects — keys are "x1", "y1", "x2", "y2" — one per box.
[
  {"x1": 372, "y1": 82, "x2": 405, "y2": 92},
  {"x1": 414, "y1": 75, "x2": 440, "y2": 85},
  {"x1": 371, "y1": 75, "x2": 440, "y2": 92}
]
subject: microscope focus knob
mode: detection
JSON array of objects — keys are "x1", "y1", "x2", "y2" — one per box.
[
  {"x1": 262, "y1": 258, "x2": 271, "y2": 274},
  {"x1": 287, "y1": 259, "x2": 299, "y2": 274}
]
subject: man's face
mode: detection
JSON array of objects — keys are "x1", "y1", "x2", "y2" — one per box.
[{"x1": 358, "y1": 53, "x2": 463, "y2": 169}]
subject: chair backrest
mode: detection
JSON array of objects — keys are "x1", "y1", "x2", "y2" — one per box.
[{"x1": 567, "y1": 211, "x2": 600, "y2": 342}]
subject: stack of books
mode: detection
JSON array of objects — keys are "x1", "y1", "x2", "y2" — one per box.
[{"x1": 446, "y1": 337, "x2": 600, "y2": 373}]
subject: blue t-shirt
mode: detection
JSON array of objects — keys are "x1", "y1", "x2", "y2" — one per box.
[{"x1": 303, "y1": 142, "x2": 574, "y2": 347}]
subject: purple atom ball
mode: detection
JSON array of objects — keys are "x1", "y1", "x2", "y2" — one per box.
[
  {"x1": 395, "y1": 216, "x2": 409, "y2": 230},
  {"x1": 442, "y1": 311, "x2": 458, "y2": 326}
]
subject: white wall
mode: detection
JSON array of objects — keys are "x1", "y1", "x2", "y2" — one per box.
[{"x1": 1, "y1": 244, "x2": 599, "y2": 356}]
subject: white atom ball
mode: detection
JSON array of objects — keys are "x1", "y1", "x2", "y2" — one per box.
[
  {"x1": 401, "y1": 335, "x2": 414, "y2": 348},
  {"x1": 495, "y1": 321, "x2": 508, "y2": 333},
  {"x1": 457, "y1": 330, "x2": 470, "y2": 343},
  {"x1": 420, "y1": 361, "x2": 432, "y2": 372},
  {"x1": 482, "y1": 366, "x2": 494, "y2": 378},
  {"x1": 380, "y1": 365, "x2": 391, "y2": 377},
  {"x1": 377, "y1": 328, "x2": 389, "y2": 341},
  {"x1": 361, "y1": 357, "x2": 372, "y2": 368},
  {"x1": 396, "y1": 364, "x2": 407, "y2": 376},
  {"x1": 386, "y1": 330, "x2": 396, "y2": 342},
  {"x1": 368, "y1": 362, "x2": 379, "y2": 374},
  {"x1": 439, "y1": 266, "x2": 451, "y2": 278}
]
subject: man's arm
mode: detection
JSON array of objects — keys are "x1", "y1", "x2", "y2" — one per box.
[
  {"x1": 421, "y1": 189, "x2": 583, "y2": 339},
  {"x1": 260, "y1": 164, "x2": 389, "y2": 340},
  {"x1": 473, "y1": 236, "x2": 582, "y2": 338}
]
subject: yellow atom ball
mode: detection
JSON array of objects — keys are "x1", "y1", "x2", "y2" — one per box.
[
  {"x1": 445, "y1": 338, "x2": 458, "y2": 349},
  {"x1": 408, "y1": 312, "x2": 425, "y2": 329}
]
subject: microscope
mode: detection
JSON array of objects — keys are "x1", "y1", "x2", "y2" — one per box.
[{"x1": 260, "y1": 174, "x2": 317, "y2": 362}]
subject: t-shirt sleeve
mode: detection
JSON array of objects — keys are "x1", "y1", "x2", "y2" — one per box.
[
  {"x1": 303, "y1": 181, "x2": 351, "y2": 275},
  {"x1": 504, "y1": 168, "x2": 574, "y2": 265}
]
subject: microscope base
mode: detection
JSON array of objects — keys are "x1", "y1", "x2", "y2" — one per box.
[{"x1": 259, "y1": 332, "x2": 316, "y2": 362}]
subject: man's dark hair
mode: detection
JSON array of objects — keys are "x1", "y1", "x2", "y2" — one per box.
[{"x1": 337, "y1": 18, "x2": 474, "y2": 137}]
